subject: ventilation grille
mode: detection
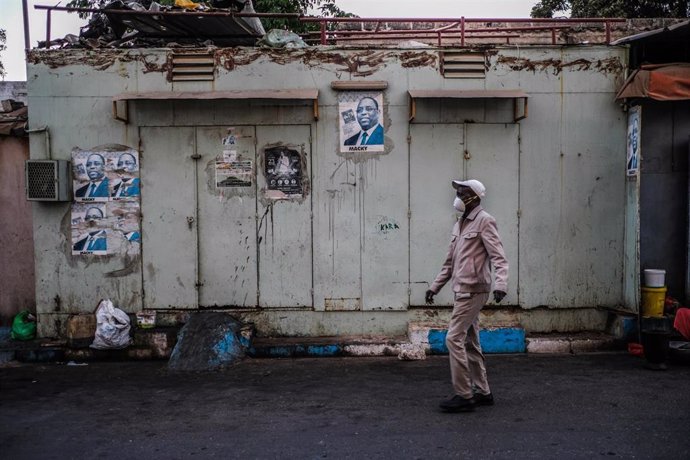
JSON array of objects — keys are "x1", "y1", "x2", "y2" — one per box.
[
  {"x1": 25, "y1": 160, "x2": 71, "y2": 201},
  {"x1": 170, "y1": 53, "x2": 215, "y2": 81},
  {"x1": 440, "y1": 52, "x2": 486, "y2": 79}
]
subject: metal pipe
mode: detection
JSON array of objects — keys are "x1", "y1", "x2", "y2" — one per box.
[
  {"x1": 300, "y1": 16, "x2": 626, "y2": 24},
  {"x1": 26, "y1": 126, "x2": 52, "y2": 160},
  {"x1": 22, "y1": 0, "x2": 30, "y2": 50},
  {"x1": 461, "y1": 16, "x2": 465, "y2": 46},
  {"x1": 46, "y1": 8, "x2": 51, "y2": 49},
  {"x1": 328, "y1": 34, "x2": 520, "y2": 42},
  {"x1": 605, "y1": 21, "x2": 611, "y2": 44},
  {"x1": 309, "y1": 27, "x2": 560, "y2": 37}
]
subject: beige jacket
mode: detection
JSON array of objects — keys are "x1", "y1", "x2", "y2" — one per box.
[{"x1": 430, "y1": 205, "x2": 508, "y2": 295}]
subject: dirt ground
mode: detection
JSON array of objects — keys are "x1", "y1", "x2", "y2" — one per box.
[{"x1": 1, "y1": 353, "x2": 689, "y2": 459}]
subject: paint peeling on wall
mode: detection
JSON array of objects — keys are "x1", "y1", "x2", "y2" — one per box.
[
  {"x1": 27, "y1": 49, "x2": 169, "y2": 74},
  {"x1": 495, "y1": 55, "x2": 624, "y2": 76},
  {"x1": 215, "y1": 48, "x2": 437, "y2": 76}
]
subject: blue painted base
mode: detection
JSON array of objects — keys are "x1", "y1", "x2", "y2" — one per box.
[{"x1": 429, "y1": 327, "x2": 526, "y2": 354}]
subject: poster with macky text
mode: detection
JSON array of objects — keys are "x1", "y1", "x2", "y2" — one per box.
[
  {"x1": 72, "y1": 145, "x2": 140, "y2": 202},
  {"x1": 339, "y1": 92, "x2": 385, "y2": 154}
]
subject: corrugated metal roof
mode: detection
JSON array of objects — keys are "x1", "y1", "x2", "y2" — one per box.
[
  {"x1": 408, "y1": 89, "x2": 528, "y2": 99},
  {"x1": 104, "y1": 9, "x2": 263, "y2": 46},
  {"x1": 610, "y1": 19, "x2": 690, "y2": 45}
]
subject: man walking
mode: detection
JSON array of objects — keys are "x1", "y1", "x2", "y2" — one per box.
[{"x1": 425, "y1": 179, "x2": 508, "y2": 413}]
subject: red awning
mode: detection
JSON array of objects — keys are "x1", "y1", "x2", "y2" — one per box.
[{"x1": 616, "y1": 63, "x2": 690, "y2": 101}]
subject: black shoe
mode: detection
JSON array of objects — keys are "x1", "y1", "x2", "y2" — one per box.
[
  {"x1": 474, "y1": 392, "x2": 494, "y2": 406},
  {"x1": 439, "y1": 395, "x2": 476, "y2": 412}
]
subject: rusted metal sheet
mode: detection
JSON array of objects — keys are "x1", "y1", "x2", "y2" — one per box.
[
  {"x1": 112, "y1": 89, "x2": 319, "y2": 101},
  {"x1": 408, "y1": 89, "x2": 528, "y2": 99}
]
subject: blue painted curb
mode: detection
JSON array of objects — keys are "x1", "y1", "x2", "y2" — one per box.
[
  {"x1": 429, "y1": 327, "x2": 526, "y2": 354},
  {"x1": 248, "y1": 344, "x2": 343, "y2": 358}
]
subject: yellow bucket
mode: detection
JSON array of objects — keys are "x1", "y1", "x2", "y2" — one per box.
[{"x1": 641, "y1": 286, "x2": 667, "y2": 317}]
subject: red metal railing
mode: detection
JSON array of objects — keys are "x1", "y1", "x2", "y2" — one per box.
[
  {"x1": 300, "y1": 17, "x2": 627, "y2": 46},
  {"x1": 34, "y1": 5, "x2": 627, "y2": 48}
]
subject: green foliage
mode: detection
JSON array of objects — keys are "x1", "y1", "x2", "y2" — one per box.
[
  {"x1": 531, "y1": 0, "x2": 690, "y2": 18},
  {"x1": 66, "y1": 0, "x2": 111, "y2": 19},
  {"x1": 255, "y1": 0, "x2": 355, "y2": 33},
  {"x1": 0, "y1": 29, "x2": 6, "y2": 78}
]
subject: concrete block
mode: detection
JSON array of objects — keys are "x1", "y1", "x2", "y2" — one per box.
[
  {"x1": 66, "y1": 314, "x2": 96, "y2": 348},
  {"x1": 127, "y1": 348, "x2": 154, "y2": 360},
  {"x1": 15, "y1": 348, "x2": 65, "y2": 362},
  {"x1": 133, "y1": 327, "x2": 178, "y2": 359},
  {"x1": 342, "y1": 344, "x2": 398, "y2": 357},
  {"x1": 425, "y1": 327, "x2": 526, "y2": 354},
  {"x1": 526, "y1": 337, "x2": 571, "y2": 354},
  {"x1": 607, "y1": 313, "x2": 638, "y2": 342},
  {"x1": 571, "y1": 337, "x2": 617, "y2": 354},
  {"x1": 479, "y1": 328, "x2": 526, "y2": 353},
  {"x1": 65, "y1": 348, "x2": 95, "y2": 361},
  {"x1": 0, "y1": 350, "x2": 16, "y2": 363}
]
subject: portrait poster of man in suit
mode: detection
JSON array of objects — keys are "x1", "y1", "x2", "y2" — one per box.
[
  {"x1": 339, "y1": 92, "x2": 385, "y2": 154},
  {"x1": 111, "y1": 150, "x2": 141, "y2": 200},
  {"x1": 71, "y1": 203, "x2": 108, "y2": 255},
  {"x1": 73, "y1": 150, "x2": 110, "y2": 202}
]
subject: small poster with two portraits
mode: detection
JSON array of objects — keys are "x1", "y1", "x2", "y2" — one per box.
[
  {"x1": 339, "y1": 92, "x2": 385, "y2": 154},
  {"x1": 71, "y1": 145, "x2": 141, "y2": 256}
]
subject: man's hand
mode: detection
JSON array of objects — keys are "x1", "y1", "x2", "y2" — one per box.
[
  {"x1": 425, "y1": 290, "x2": 435, "y2": 305},
  {"x1": 493, "y1": 290, "x2": 506, "y2": 303}
]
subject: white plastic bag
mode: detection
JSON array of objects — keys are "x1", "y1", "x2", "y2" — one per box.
[{"x1": 90, "y1": 299, "x2": 132, "y2": 349}]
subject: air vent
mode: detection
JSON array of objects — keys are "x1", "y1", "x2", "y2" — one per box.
[
  {"x1": 170, "y1": 53, "x2": 215, "y2": 82},
  {"x1": 25, "y1": 160, "x2": 71, "y2": 201},
  {"x1": 440, "y1": 52, "x2": 486, "y2": 79}
]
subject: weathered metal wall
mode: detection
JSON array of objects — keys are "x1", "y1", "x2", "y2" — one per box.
[
  {"x1": 26, "y1": 45, "x2": 627, "y2": 337},
  {"x1": 0, "y1": 136, "x2": 35, "y2": 326}
]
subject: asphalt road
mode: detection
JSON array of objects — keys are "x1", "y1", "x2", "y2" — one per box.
[{"x1": 1, "y1": 353, "x2": 689, "y2": 459}]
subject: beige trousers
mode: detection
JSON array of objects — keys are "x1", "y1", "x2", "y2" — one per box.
[{"x1": 446, "y1": 292, "x2": 490, "y2": 398}]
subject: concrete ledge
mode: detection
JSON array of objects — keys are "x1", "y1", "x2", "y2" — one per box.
[
  {"x1": 410, "y1": 323, "x2": 526, "y2": 354},
  {"x1": 527, "y1": 333, "x2": 619, "y2": 354}
]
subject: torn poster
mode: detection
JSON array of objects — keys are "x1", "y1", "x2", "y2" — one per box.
[
  {"x1": 72, "y1": 145, "x2": 140, "y2": 202},
  {"x1": 216, "y1": 160, "x2": 253, "y2": 188},
  {"x1": 264, "y1": 146, "x2": 302, "y2": 196},
  {"x1": 71, "y1": 202, "x2": 108, "y2": 255}
]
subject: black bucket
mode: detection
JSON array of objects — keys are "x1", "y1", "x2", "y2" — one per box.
[{"x1": 640, "y1": 316, "x2": 671, "y2": 369}]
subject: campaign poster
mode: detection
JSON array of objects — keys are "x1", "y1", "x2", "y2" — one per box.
[
  {"x1": 264, "y1": 146, "x2": 302, "y2": 196},
  {"x1": 627, "y1": 106, "x2": 641, "y2": 177},
  {"x1": 110, "y1": 201, "x2": 141, "y2": 247},
  {"x1": 72, "y1": 146, "x2": 140, "y2": 202},
  {"x1": 71, "y1": 202, "x2": 108, "y2": 255},
  {"x1": 339, "y1": 91, "x2": 385, "y2": 154}
]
